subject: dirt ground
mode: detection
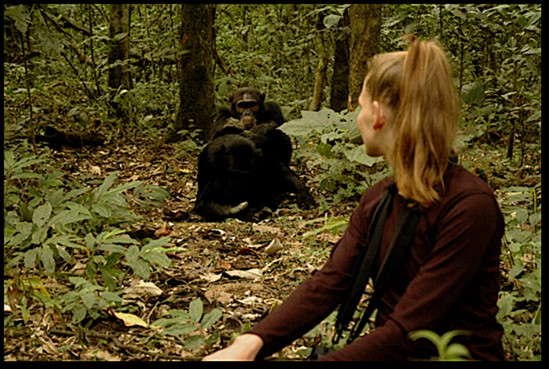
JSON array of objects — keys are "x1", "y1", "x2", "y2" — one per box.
[{"x1": 4, "y1": 140, "x2": 355, "y2": 361}]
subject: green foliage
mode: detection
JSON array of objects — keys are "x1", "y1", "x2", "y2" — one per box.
[
  {"x1": 4, "y1": 148, "x2": 173, "y2": 323},
  {"x1": 302, "y1": 217, "x2": 348, "y2": 239},
  {"x1": 280, "y1": 108, "x2": 388, "y2": 210},
  {"x1": 380, "y1": 4, "x2": 541, "y2": 162},
  {"x1": 408, "y1": 330, "x2": 472, "y2": 361},
  {"x1": 496, "y1": 184, "x2": 541, "y2": 361},
  {"x1": 151, "y1": 299, "x2": 223, "y2": 350}
]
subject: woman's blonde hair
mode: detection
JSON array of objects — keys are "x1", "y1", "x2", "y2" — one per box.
[{"x1": 364, "y1": 35, "x2": 458, "y2": 208}]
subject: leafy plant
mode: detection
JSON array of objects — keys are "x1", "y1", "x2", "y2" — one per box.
[
  {"x1": 280, "y1": 108, "x2": 388, "y2": 208},
  {"x1": 4, "y1": 149, "x2": 175, "y2": 324},
  {"x1": 496, "y1": 184, "x2": 541, "y2": 361},
  {"x1": 151, "y1": 299, "x2": 223, "y2": 350},
  {"x1": 408, "y1": 330, "x2": 472, "y2": 361}
]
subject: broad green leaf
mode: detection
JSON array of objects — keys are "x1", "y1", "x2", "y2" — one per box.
[
  {"x1": 189, "y1": 299, "x2": 203, "y2": 323},
  {"x1": 151, "y1": 318, "x2": 179, "y2": 328},
  {"x1": 94, "y1": 172, "x2": 119, "y2": 200},
  {"x1": 85, "y1": 233, "x2": 96, "y2": 250},
  {"x1": 49, "y1": 210, "x2": 92, "y2": 227},
  {"x1": 129, "y1": 259, "x2": 151, "y2": 280},
  {"x1": 444, "y1": 343, "x2": 471, "y2": 360},
  {"x1": 106, "y1": 181, "x2": 140, "y2": 196},
  {"x1": 24, "y1": 248, "x2": 39, "y2": 268},
  {"x1": 57, "y1": 246, "x2": 72, "y2": 263},
  {"x1": 81, "y1": 292, "x2": 97, "y2": 309},
  {"x1": 102, "y1": 291, "x2": 122, "y2": 302},
  {"x1": 141, "y1": 237, "x2": 171, "y2": 252},
  {"x1": 126, "y1": 245, "x2": 140, "y2": 260},
  {"x1": 343, "y1": 145, "x2": 383, "y2": 167},
  {"x1": 31, "y1": 225, "x2": 49, "y2": 246},
  {"x1": 509, "y1": 263, "x2": 525, "y2": 280},
  {"x1": 461, "y1": 81, "x2": 485, "y2": 105},
  {"x1": 69, "y1": 276, "x2": 88, "y2": 288},
  {"x1": 91, "y1": 202, "x2": 111, "y2": 217},
  {"x1": 33, "y1": 202, "x2": 52, "y2": 227},
  {"x1": 8, "y1": 222, "x2": 33, "y2": 246},
  {"x1": 72, "y1": 304, "x2": 87, "y2": 323},
  {"x1": 201, "y1": 309, "x2": 222, "y2": 329},
  {"x1": 98, "y1": 243, "x2": 128, "y2": 253},
  {"x1": 163, "y1": 324, "x2": 197, "y2": 336},
  {"x1": 141, "y1": 251, "x2": 171, "y2": 267},
  {"x1": 184, "y1": 335, "x2": 205, "y2": 349}
]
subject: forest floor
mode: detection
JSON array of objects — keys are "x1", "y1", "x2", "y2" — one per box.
[
  {"x1": 3, "y1": 137, "x2": 538, "y2": 361},
  {"x1": 4, "y1": 139, "x2": 355, "y2": 361}
]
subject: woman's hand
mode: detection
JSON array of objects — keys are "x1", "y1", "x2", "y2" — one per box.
[{"x1": 202, "y1": 333, "x2": 264, "y2": 361}]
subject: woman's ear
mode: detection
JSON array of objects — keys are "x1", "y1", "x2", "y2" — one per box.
[{"x1": 372, "y1": 101, "x2": 386, "y2": 130}]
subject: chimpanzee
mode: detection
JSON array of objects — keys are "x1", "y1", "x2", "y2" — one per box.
[
  {"x1": 194, "y1": 88, "x2": 315, "y2": 221},
  {"x1": 194, "y1": 133, "x2": 261, "y2": 221},
  {"x1": 208, "y1": 87, "x2": 285, "y2": 140}
]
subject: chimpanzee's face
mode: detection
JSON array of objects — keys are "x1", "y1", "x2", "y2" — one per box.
[
  {"x1": 231, "y1": 88, "x2": 265, "y2": 120},
  {"x1": 235, "y1": 94, "x2": 260, "y2": 116}
]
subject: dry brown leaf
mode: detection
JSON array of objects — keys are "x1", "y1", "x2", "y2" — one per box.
[
  {"x1": 224, "y1": 268, "x2": 263, "y2": 280},
  {"x1": 264, "y1": 238, "x2": 284, "y2": 255},
  {"x1": 123, "y1": 280, "x2": 163, "y2": 297},
  {"x1": 155, "y1": 222, "x2": 173, "y2": 237}
]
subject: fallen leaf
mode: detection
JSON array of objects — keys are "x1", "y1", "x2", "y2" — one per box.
[
  {"x1": 123, "y1": 281, "x2": 163, "y2": 297},
  {"x1": 217, "y1": 260, "x2": 232, "y2": 270},
  {"x1": 264, "y1": 238, "x2": 284, "y2": 255},
  {"x1": 200, "y1": 272, "x2": 223, "y2": 283},
  {"x1": 224, "y1": 268, "x2": 263, "y2": 280},
  {"x1": 39, "y1": 336, "x2": 60, "y2": 355},
  {"x1": 113, "y1": 311, "x2": 148, "y2": 327},
  {"x1": 237, "y1": 296, "x2": 263, "y2": 305},
  {"x1": 252, "y1": 224, "x2": 283, "y2": 236},
  {"x1": 155, "y1": 222, "x2": 173, "y2": 237},
  {"x1": 205, "y1": 290, "x2": 233, "y2": 304},
  {"x1": 90, "y1": 165, "x2": 101, "y2": 176}
]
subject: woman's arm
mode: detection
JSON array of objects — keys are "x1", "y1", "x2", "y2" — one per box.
[{"x1": 202, "y1": 334, "x2": 264, "y2": 361}]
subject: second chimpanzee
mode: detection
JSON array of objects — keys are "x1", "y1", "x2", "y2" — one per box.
[{"x1": 194, "y1": 88, "x2": 315, "y2": 221}]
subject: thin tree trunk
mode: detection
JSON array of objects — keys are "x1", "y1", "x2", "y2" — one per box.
[
  {"x1": 348, "y1": 4, "x2": 382, "y2": 111},
  {"x1": 171, "y1": 4, "x2": 215, "y2": 142},
  {"x1": 108, "y1": 4, "x2": 132, "y2": 91},
  {"x1": 310, "y1": 42, "x2": 329, "y2": 111},
  {"x1": 330, "y1": 8, "x2": 350, "y2": 112},
  {"x1": 310, "y1": 11, "x2": 329, "y2": 111}
]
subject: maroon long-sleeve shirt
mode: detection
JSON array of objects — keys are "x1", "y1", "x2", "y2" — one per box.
[{"x1": 249, "y1": 164, "x2": 505, "y2": 361}]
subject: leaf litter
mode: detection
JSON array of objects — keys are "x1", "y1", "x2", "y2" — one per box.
[{"x1": 3, "y1": 140, "x2": 339, "y2": 361}]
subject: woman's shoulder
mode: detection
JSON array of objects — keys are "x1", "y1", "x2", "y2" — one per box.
[
  {"x1": 436, "y1": 164, "x2": 502, "y2": 220},
  {"x1": 444, "y1": 164, "x2": 496, "y2": 198}
]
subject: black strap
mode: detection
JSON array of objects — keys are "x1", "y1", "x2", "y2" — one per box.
[
  {"x1": 333, "y1": 183, "x2": 396, "y2": 342},
  {"x1": 347, "y1": 203, "x2": 420, "y2": 342},
  {"x1": 333, "y1": 183, "x2": 420, "y2": 344}
]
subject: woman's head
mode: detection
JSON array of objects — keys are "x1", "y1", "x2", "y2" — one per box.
[{"x1": 358, "y1": 35, "x2": 458, "y2": 208}]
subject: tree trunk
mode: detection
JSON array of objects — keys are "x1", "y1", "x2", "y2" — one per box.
[
  {"x1": 108, "y1": 4, "x2": 132, "y2": 91},
  {"x1": 330, "y1": 8, "x2": 350, "y2": 112},
  {"x1": 310, "y1": 11, "x2": 329, "y2": 111},
  {"x1": 348, "y1": 4, "x2": 382, "y2": 111},
  {"x1": 171, "y1": 4, "x2": 215, "y2": 142}
]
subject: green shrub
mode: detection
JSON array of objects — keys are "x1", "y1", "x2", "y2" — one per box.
[{"x1": 4, "y1": 148, "x2": 176, "y2": 323}]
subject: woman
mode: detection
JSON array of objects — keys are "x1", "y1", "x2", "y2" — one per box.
[{"x1": 202, "y1": 36, "x2": 505, "y2": 361}]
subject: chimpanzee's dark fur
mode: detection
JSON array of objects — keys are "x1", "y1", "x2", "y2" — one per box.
[{"x1": 194, "y1": 88, "x2": 315, "y2": 221}]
